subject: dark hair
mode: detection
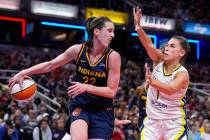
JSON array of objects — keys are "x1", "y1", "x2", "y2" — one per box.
[
  {"x1": 6, "y1": 120, "x2": 13, "y2": 128},
  {"x1": 85, "y1": 16, "x2": 112, "y2": 48},
  {"x1": 38, "y1": 119, "x2": 48, "y2": 140},
  {"x1": 171, "y1": 36, "x2": 190, "y2": 64}
]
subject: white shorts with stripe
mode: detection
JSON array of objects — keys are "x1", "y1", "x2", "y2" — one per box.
[{"x1": 140, "y1": 117, "x2": 189, "y2": 140}]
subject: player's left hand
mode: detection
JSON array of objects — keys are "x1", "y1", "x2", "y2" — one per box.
[
  {"x1": 145, "y1": 63, "x2": 152, "y2": 84},
  {"x1": 67, "y1": 82, "x2": 87, "y2": 98}
]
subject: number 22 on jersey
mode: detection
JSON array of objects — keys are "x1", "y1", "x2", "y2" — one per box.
[{"x1": 83, "y1": 76, "x2": 96, "y2": 84}]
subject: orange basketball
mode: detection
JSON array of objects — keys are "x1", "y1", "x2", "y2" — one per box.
[{"x1": 10, "y1": 78, "x2": 37, "y2": 102}]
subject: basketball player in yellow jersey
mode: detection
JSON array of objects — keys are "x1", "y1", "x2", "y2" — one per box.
[{"x1": 134, "y1": 7, "x2": 190, "y2": 140}]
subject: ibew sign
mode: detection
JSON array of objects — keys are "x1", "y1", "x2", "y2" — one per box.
[{"x1": 141, "y1": 15, "x2": 175, "y2": 30}]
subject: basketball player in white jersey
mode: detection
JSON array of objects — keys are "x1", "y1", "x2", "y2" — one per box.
[{"x1": 133, "y1": 7, "x2": 190, "y2": 140}]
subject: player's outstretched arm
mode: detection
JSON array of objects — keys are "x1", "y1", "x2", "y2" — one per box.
[
  {"x1": 9, "y1": 44, "x2": 82, "y2": 88},
  {"x1": 133, "y1": 7, "x2": 163, "y2": 64}
]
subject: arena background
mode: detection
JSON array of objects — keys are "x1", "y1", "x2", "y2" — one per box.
[{"x1": 0, "y1": 0, "x2": 210, "y2": 140}]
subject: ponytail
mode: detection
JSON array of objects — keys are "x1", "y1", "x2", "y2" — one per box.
[{"x1": 85, "y1": 16, "x2": 112, "y2": 51}]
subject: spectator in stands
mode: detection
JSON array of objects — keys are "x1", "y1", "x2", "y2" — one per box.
[
  {"x1": 201, "y1": 122, "x2": 210, "y2": 140},
  {"x1": 0, "y1": 119, "x2": 19, "y2": 140},
  {"x1": 200, "y1": 119, "x2": 209, "y2": 134},
  {"x1": 36, "y1": 105, "x2": 49, "y2": 122},
  {"x1": 14, "y1": 116, "x2": 25, "y2": 140},
  {"x1": 0, "y1": 84, "x2": 10, "y2": 106},
  {"x1": 52, "y1": 118, "x2": 65, "y2": 140},
  {"x1": 32, "y1": 119, "x2": 52, "y2": 140},
  {"x1": 189, "y1": 123, "x2": 201, "y2": 140}
]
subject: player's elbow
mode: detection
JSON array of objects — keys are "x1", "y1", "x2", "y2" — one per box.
[
  {"x1": 167, "y1": 90, "x2": 174, "y2": 95},
  {"x1": 108, "y1": 91, "x2": 115, "y2": 98},
  {"x1": 108, "y1": 88, "x2": 117, "y2": 98}
]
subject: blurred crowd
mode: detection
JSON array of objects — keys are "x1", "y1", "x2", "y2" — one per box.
[
  {"x1": 141, "y1": 0, "x2": 210, "y2": 24},
  {"x1": 41, "y1": 0, "x2": 210, "y2": 24},
  {"x1": 0, "y1": 46, "x2": 210, "y2": 140}
]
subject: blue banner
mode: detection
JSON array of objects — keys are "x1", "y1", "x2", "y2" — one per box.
[{"x1": 184, "y1": 22, "x2": 210, "y2": 36}]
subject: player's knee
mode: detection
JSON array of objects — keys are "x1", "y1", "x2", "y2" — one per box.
[
  {"x1": 71, "y1": 135, "x2": 87, "y2": 140},
  {"x1": 70, "y1": 128, "x2": 88, "y2": 140}
]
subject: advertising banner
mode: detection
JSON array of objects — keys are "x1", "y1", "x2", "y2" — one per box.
[
  {"x1": 0, "y1": 0, "x2": 20, "y2": 10},
  {"x1": 141, "y1": 15, "x2": 175, "y2": 30},
  {"x1": 86, "y1": 8, "x2": 128, "y2": 25},
  {"x1": 184, "y1": 22, "x2": 210, "y2": 36},
  {"x1": 31, "y1": 0, "x2": 78, "y2": 18}
]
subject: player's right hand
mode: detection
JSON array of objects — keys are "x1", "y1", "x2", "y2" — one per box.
[
  {"x1": 8, "y1": 73, "x2": 30, "y2": 90},
  {"x1": 136, "y1": 86, "x2": 144, "y2": 97}
]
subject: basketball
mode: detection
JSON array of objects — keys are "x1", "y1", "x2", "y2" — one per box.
[{"x1": 10, "y1": 78, "x2": 37, "y2": 102}]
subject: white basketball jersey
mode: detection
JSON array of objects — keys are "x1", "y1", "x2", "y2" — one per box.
[{"x1": 146, "y1": 62, "x2": 188, "y2": 120}]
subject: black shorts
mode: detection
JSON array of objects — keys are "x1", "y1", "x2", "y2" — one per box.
[{"x1": 65, "y1": 107, "x2": 114, "y2": 140}]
